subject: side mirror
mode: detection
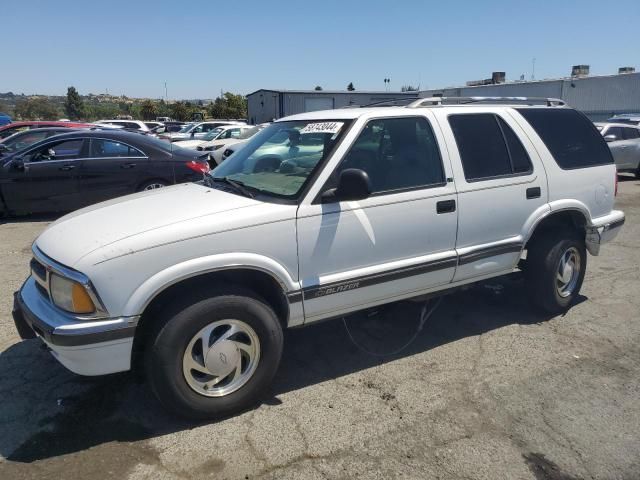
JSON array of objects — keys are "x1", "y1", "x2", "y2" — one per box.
[
  {"x1": 604, "y1": 134, "x2": 617, "y2": 142},
  {"x1": 322, "y1": 168, "x2": 371, "y2": 202},
  {"x1": 190, "y1": 131, "x2": 196, "y2": 137},
  {"x1": 12, "y1": 158, "x2": 25, "y2": 170}
]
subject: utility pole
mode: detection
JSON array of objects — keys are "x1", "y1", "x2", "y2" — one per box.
[
  {"x1": 164, "y1": 82, "x2": 168, "y2": 101},
  {"x1": 531, "y1": 58, "x2": 536, "y2": 81}
]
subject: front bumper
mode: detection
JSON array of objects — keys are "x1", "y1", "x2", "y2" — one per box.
[
  {"x1": 585, "y1": 210, "x2": 625, "y2": 256},
  {"x1": 12, "y1": 277, "x2": 138, "y2": 376}
]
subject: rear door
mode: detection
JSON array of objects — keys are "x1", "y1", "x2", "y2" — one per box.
[
  {"x1": 435, "y1": 108, "x2": 548, "y2": 282},
  {"x1": 77, "y1": 138, "x2": 148, "y2": 206},
  {"x1": 4, "y1": 138, "x2": 86, "y2": 213}
]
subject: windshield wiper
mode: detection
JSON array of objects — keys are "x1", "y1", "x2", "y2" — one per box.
[{"x1": 208, "y1": 175, "x2": 255, "y2": 198}]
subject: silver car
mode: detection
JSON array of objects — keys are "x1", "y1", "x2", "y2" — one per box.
[{"x1": 595, "y1": 122, "x2": 640, "y2": 177}]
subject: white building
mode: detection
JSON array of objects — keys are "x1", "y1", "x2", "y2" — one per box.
[{"x1": 420, "y1": 67, "x2": 640, "y2": 121}]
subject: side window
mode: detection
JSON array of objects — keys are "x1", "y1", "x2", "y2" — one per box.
[
  {"x1": 622, "y1": 128, "x2": 640, "y2": 140},
  {"x1": 90, "y1": 139, "x2": 144, "y2": 157},
  {"x1": 334, "y1": 116, "x2": 445, "y2": 194},
  {"x1": 193, "y1": 125, "x2": 204, "y2": 133},
  {"x1": 517, "y1": 108, "x2": 613, "y2": 169},
  {"x1": 26, "y1": 139, "x2": 84, "y2": 162},
  {"x1": 605, "y1": 126, "x2": 624, "y2": 140},
  {"x1": 229, "y1": 129, "x2": 241, "y2": 138},
  {"x1": 449, "y1": 113, "x2": 532, "y2": 181}
]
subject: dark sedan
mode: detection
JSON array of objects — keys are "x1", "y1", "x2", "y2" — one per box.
[{"x1": 0, "y1": 130, "x2": 210, "y2": 216}]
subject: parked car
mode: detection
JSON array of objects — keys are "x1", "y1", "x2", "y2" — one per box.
[
  {"x1": 156, "y1": 116, "x2": 173, "y2": 122},
  {"x1": 158, "y1": 121, "x2": 246, "y2": 142},
  {"x1": 0, "y1": 121, "x2": 94, "y2": 140},
  {"x1": 0, "y1": 129, "x2": 209, "y2": 216},
  {"x1": 595, "y1": 122, "x2": 640, "y2": 177},
  {"x1": 176, "y1": 125, "x2": 259, "y2": 151},
  {"x1": 95, "y1": 119, "x2": 151, "y2": 132},
  {"x1": 606, "y1": 114, "x2": 640, "y2": 126},
  {"x1": 144, "y1": 121, "x2": 163, "y2": 130},
  {"x1": 149, "y1": 122, "x2": 189, "y2": 136},
  {"x1": 0, "y1": 112, "x2": 11, "y2": 126},
  {"x1": 11, "y1": 97, "x2": 624, "y2": 419},
  {"x1": 0, "y1": 127, "x2": 86, "y2": 156}
]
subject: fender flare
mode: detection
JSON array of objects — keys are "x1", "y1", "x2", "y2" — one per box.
[
  {"x1": 121, "y1": 252, "x2": 299, "y2": 317},
  {"x1": 522, "y1": 201, "x2": 592, "y2": 245}
]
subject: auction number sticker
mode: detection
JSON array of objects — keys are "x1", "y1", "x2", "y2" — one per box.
[{"x1": 299, "y1": 122, "x2": 344, "y2": 134}]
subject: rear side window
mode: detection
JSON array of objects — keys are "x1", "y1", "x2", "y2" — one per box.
[
  {"x1": 448, "y1": 113, "x2": 532, "y2": 181},
  {"x1": 517, "y1": 108, "x2": 613, "y2": 169},
  {"x1": 622, "y1": 128, "x2": 640, "y2": 140}
]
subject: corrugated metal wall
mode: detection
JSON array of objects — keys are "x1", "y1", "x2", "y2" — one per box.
[
  {"x1": 247, "y1": 91, "x2": 419, "y2": 124},
  {"x1": 420, "y1": 73, "x2": 640, "y2": 121}
]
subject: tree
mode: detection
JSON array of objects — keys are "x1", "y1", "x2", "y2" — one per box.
[
  {"x1": 207, "y1": 92, "x2": 247, "y2": 119},
  {"x1": 140, "y1": 100, "x2": 158, "y2": 120},
  {"x1": 14, "y1": 97, "x2": 61, "y2": 120},
  {"x1": 401, "y1": 85, "x2": 419, "y2": 92},
  {"x1": 64, "y1": 86, "x2": 84, "y2": 120},
  {"x1": 170, "y1": 101, "x2": 189, "y2": 121},
  {"x1": 347, "y1": 82, "x2": 355, "y2": 91},
  {"x1": 314, "y1": 86, "x2": 323, "y2": 91}
]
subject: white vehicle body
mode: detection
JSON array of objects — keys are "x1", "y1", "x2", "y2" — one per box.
[
  {"x1": 174, "y1": 125, "x2": 258, "y2": 153},
  {"x1": 163, "y1": 121, "x2": 246, "y2": 142},
  {"x1": 96, "y1": 120, "x2": 151, "y2": 132},
  {"x1": 14, "y1": 98, "x2": 624, "y2": 381},
  {"x1": 595, "y1": 122, "x2": 640, "y2": 174}
]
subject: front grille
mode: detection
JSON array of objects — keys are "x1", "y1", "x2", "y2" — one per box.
[
  {"x1": 30, "y1": 257, "x2": 50, "y2": 301},
  {"x1": 30, "y1": 258, "x2": 47, "y2": 283}
]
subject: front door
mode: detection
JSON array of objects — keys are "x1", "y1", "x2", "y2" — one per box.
[
  {"x1": 3, "y1": 138, "x2": 86, "y2": 214},
  {"x1": 297, "y1": 114, "x2": 459, "y2": 323}
]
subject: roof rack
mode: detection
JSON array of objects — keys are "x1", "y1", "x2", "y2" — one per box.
[{"x1": 407, "y1": 96, "x2": 566, "y2": 108}]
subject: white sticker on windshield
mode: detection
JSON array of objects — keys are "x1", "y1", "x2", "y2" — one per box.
[{"x1": 299, "y1": 122, "x2": 344, "y2": 134}]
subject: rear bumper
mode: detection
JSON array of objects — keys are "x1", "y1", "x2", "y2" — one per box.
[
  {"x1": 585, "y1": 210, "x2": 625, "y2": 256},
  {"x1": 12, "y1": 278, "x2": 138, "y2": 375}
]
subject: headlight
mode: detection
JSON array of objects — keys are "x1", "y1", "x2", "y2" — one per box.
[
  {"x1": 50, "y1": 274, "x2": 96, "y2": 314},
  {"x1": 213, "y1": 144, "x2": 224, "y2": 150},
  {"x1": 203, "y1": 146, "x2": 214, "y2": 151}
]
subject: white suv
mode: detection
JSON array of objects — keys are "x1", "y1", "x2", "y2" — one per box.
[{"x1": 12, "y1": 97, "x2": 625, "y2": 419}]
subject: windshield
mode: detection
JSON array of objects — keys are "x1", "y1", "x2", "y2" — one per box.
[
  {"x1": 178, "y1": 123, "x2": 195, "y2": 133},
  {"x1": 211, "y1": 120, "x2": 350, "y2": 198},
  {"x1": 202, "y1": 127, "x2": 225, "y2": 141}
]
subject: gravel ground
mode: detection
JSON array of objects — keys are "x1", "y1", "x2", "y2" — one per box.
[{"x1": 0, "y1": 177, "x2": 638, "y2": 480}]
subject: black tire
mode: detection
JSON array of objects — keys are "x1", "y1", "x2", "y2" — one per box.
[
  {"x1": 525, "y1": 230, "x2": 587, "y2": 315},
  {"x1": 137, "y1": 179, "x2": 169, "y2": 192},
  {"x1": 145, "y1": 287, "x2": 283, "y2": 419}
]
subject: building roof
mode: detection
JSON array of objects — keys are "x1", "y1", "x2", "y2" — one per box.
[
  {"x1": 246, "y1": 89, "x2": 419, "y2": 97},
  {"x1": 423, "y1": 71, "x2": 640, "y2": 93}
]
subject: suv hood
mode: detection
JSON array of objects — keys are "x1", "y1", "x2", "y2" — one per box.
[{"x1": 35, "y1": 182, "x2": 260, "y2": 267}]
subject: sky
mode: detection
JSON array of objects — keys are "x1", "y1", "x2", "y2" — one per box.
[{"x1": 3, "y1": 0, "x2": 639, "y2": 99}]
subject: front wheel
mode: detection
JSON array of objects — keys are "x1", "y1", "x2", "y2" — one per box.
[
  {"x1": 525, "y1": 232, "x2": 587, "y2": 315},
  {"x1": 145, "y1": 288, "x2": 283, "y2": 419}
]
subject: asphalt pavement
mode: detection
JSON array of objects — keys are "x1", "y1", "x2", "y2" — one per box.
[{"x1": 1, "y1": 177, "x2": 638, "y2": 480}]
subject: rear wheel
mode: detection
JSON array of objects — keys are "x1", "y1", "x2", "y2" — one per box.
[
  {"x1": 145, "y1": 287, "x2": 283, "y2": 419},
  {"x1": 525, "y1": 231, "x2": 587, "y2": 314},
  {"x1": 138, "y1": 180, "x2": 169, "y2": 192}
]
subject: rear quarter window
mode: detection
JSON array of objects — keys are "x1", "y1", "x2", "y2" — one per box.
[{"x1": 517, "y1": 108, "x2": 613, "y2": 169}]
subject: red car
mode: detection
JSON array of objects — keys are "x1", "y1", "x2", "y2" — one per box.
[{"x1": 0, "y1": 121, "x2": 95, "y2": 140}]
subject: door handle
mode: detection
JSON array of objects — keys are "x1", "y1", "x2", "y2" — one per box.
[
  {"x1": 58, "y1": 165, "x2": 75, "y2": 171},
  {"x1": 526, "y1": 187, "x2": 541, "y2": 199},
  {"x1": 436, "y1": 199, "x2": 456, "y2": 214},
  {"x1": 120, "y1": 163, "x2": 136, "y2": 169}
]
